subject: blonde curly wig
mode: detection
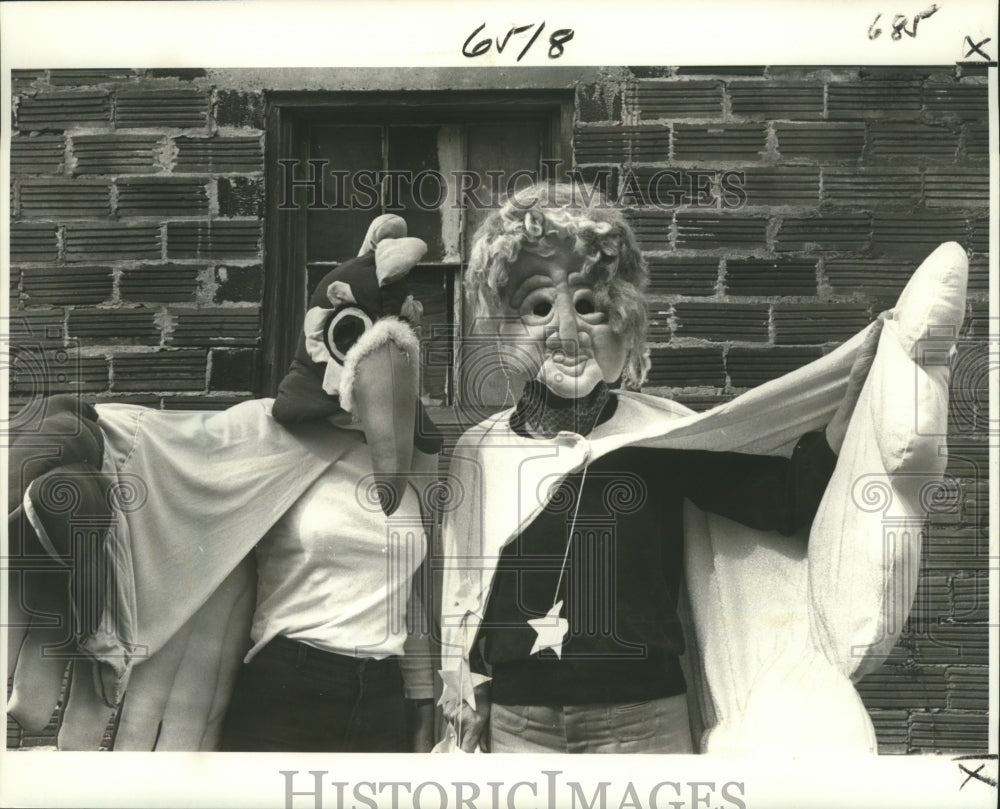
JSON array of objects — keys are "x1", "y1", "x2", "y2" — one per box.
[{"x1": 465, "y1": 181, "x2": 650, "y2": 389}]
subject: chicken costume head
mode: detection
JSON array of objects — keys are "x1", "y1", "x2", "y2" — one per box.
[{"x1": 272, "y1": 214, "x2": 431, "y2": 514}]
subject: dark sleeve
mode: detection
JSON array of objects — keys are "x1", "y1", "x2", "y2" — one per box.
[
  {"x1": 469, "y1": 630, "x2": 489, "y2": 676},
  {"x1": 676, "y1": 431, "x2": 837, "y2": 536}
]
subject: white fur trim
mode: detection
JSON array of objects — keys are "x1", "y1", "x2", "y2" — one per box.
[{"x1": 338, "y1": 317, "x2": 420, "y2": 413}]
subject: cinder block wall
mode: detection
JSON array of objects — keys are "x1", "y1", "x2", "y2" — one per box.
[
  {"x1": 6, "y1": 66, "x2": 991, "y2": 753},
  {"x1": 9, "y1": 68, "x2": 264, "y2": 413}
]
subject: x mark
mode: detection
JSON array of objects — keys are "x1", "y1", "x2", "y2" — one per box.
[{"x1": 964, "y1": 36, "x2": 992, "y2": 60}]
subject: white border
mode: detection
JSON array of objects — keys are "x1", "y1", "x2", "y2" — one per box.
[
  {"x1": 0, "y1": 0, "x2": 997, "y2": 67},
  {"x1": 2, "y1": 2, "x2": 998, "y2": 808}
]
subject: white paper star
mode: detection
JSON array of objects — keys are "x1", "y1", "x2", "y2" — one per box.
[
  {"x1": 528, "y1": 600, "x2": 569, "y2": 659},
  {"x1": 437, "y1": 662, "x2": 474, "y2": 713},
  {"x1": 437, "y1": 658, "x2": 489, "y2": 712}
]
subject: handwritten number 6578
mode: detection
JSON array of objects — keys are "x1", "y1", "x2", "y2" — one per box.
[{"x1": 463, "y1": 22, "x2": 575, "y2": 60}]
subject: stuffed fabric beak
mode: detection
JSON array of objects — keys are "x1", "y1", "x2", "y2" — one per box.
[{"x1": 350, "y1": 333, "x2": 419, "y2": 516}]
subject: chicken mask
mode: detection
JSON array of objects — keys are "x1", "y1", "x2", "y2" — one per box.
[{"x1": 272, "y1": 214, "x2": 437, "y2": 513}]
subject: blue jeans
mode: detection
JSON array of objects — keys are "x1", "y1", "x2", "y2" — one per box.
[
  {"x1": 219, "y1": 635, "x2": 407, "y2": 752},
  {"x1": 489, "y1": 695, "x2": 694, "y2": 753}
]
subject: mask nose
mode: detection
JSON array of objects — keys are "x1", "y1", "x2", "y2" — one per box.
[{"x1": 546, "y1": 294, "x2": 583, "y2": 360}]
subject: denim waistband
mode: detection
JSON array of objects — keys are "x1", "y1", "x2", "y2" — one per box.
[
  {"x1": 261, "y1": 635, "x2": 401, "y2": 679},
  {"x1": 490, "y1": 654, "x2": 686, "y2": 706}
]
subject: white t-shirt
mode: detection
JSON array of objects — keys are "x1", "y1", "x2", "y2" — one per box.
[{"x1": 247, "y1": 431, "x2": 426, "y2": 662}]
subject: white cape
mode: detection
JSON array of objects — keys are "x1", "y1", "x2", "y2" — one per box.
[
  {"x1": 10, "y1": 402, "x2": 368, "y2": 749},
  {"x1": 437, "y1": 243, "x2": 968, "y2": 754}
]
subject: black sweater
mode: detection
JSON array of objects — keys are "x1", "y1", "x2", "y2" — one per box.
[{"x1": 472, "y1": 431, "x2": 837, "y2": 706}]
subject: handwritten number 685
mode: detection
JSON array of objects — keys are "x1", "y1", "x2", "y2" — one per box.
[{"x1": 868, "y1": 5, "x2": 940, "y2": 40}]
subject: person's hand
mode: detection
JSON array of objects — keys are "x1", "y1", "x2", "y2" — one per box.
[
  {"x1": 407, "y1": 699, "x2": 436, "y2": 752},
  {"x1": 825, "y1": 312, "x2": 890, "y2": 454},
  {"x1": 442, "y1": 683, "x2": 491, "y2": 753}
]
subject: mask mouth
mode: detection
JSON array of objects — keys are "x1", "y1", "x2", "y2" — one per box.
[
  {"x1": 547, "y1": 352, "x2": 590, "y2": 372},
  {"x1": 551, "y1": 342, "x2": 584, "y2": 358},
  {"x1": 538, "y1": 357, "x2": 603, "y2": 398}
]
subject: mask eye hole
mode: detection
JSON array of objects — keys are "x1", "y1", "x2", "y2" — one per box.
[
  {"x1": 324, "y1": 307, "x2": 373, "y2": 363},
  {"x1": 532, "y1": 301, "x2": 553, "y2": 317}
]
